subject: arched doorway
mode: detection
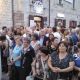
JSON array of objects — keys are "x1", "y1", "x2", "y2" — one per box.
[{"x1": 29, "y1": 15, "x2": 44, "y2": 30}]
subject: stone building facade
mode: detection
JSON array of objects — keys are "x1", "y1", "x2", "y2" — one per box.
[
  {"x1": 0, "y1": 0, "x2": 12, "y2": 28},
  {"x1": 50, "y1": 0, "x2": 80, "y2": 28},
  {"x1": 0, "y1": 0, "x2": 80, "y2": 28}
]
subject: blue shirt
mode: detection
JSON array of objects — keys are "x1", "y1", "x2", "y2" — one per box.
[
  {"x1": 39, "y1": 38, "x2": 44, "y2": 46},
  {"x1": 71, "y1": 33, "x2": 78, "y2": 45},
  {"x1": 73, "y1": 54, "x2": 80, "y2": 67},
  {"x1": 12, "y1": 45, "x2": 22, "y2": 67}
]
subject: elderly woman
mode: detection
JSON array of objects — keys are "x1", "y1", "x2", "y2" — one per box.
[
  {"x1": 48, "y1": 41, "x2": 74, "y2": 80},
  {"x1": 32, "y1": 46, "x2": 49, "y2": 80},
  {"x1": 21, "y1": 37, "x2": 35, "y2": 80}
]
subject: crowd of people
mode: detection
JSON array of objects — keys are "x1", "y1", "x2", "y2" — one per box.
[{"x1": 0, "y1": 25, "x2": 80, "y2": 80}]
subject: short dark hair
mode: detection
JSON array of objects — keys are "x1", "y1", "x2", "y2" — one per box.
[
  {"x1": 77, "y1": 25, "x2": 80, "y2": 27},
  {"x1": 20, "y1": 26, "x2": 24, "y2": 29},
  {"x1": 49, "y1": 33, "x2": 54, "y2": 37},
  {"x1": 2, "y1": 26, "x2": 7, "y2": 30},
  {"x1": 0, "y1": 35, "x2": 6, "y2": 41},
  {"x1": 57, "y1": 41, "x2": 68, "y2": 53},
  {"x1": 39, "y1": 46, "x2": 49, "y2": 55},
  {"x1": 52, "y1": 27, "x2": 57, "y2": 32},
  {"x1": 32, "y1": 33, "x2": 39, "y2": 40},
  {"x1": 22, "y1": 37, "x2": 31, "y2": 44}
]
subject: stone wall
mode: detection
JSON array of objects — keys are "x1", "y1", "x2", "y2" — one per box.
[
  {"x1": 0, "y1": 0, "x2": 80, "y2": 28},
  {"x1": 24, "y1": 0, "x2": 80, "y2": 27},
  {"x1": 0, "y1": 0, "x2": 12, "y2": 28},
  {"x1": 50, "y1": 0, "x2": 80, "y2": 27}
]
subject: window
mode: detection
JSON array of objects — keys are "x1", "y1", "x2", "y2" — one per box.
[
  {"x1": 59, "y1": 0, "x2": 63, "y2": 5},
  {"x1": 55, "y1": 19, "x2": 66, "y2": 28},
  {"x1": 73, "y1": 0, "x2": 75, "y2": 9},
  {"x1": 64, "y1": 0, "x2": 75, "y2": 9},
  {"x1": 69, "y1": 20, "x2": 77, "y2": 28},
  {"x1": 65, "y1": 0, "x2": 73, "y2": 4}
]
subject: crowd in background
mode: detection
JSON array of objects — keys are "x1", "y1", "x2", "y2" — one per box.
[{"x1": 0, "y1": 25, "x2": 80, "y2": 80}]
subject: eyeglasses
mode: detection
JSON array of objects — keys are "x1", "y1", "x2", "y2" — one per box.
[{"x1": 23, "y1": 41, "x2": 29, "y2": 43}]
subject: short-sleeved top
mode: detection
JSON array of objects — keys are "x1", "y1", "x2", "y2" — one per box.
[
  {"x1": 73, "y1": 53, "x2": 80, "y2": 67},
  {"x1": 51, "y1": 52, "x2": 74, "y2": 68},
  {"x1": 50, "y1": 47, "x2": 57, "y2": 54},
  {"x1": 12, "y1": 45, "x2": 22, "y2": 67},
  {"x1": 50, "y1": 52, "x2": 74, "y2": 79}
]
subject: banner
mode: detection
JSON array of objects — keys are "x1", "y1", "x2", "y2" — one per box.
[
  {"x1": 36, "y1": 0, "x2": 42, "y2": 2},
  {"x1": 65, "y1": 0, "x2": 73, "y2": 3},
  {"x1": 33, "y1": 0, "x2": 43, "y2": 14}
]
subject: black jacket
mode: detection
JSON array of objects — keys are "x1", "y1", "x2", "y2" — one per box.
[{"x1": 22, "y1": 46, "x2": 35, "y2": 76}]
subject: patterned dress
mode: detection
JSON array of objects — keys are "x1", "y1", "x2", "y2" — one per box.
[{"x1": 50, "y1": 52, "x2": 74, "y2": 80}]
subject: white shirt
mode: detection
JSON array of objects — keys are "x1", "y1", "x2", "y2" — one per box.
[
  {"x1": 30, "y1": 41, "x2": 40, "y2": 51},
  {"x1": 52, "y1": 32, "x2": 61, "y2": 43},
  {"x1": 34, "y1": 30, "x2": 40, "y2": 36}
]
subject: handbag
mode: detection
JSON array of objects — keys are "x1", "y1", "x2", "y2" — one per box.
[
  {"x1": 26, "y1": 72, "x2": 34, "y2": 80},
  {"x1": 26, "y1": 75, "x2": 34, "y2": 80}
]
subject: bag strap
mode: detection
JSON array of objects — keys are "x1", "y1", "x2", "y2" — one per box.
[
  {"x1": 41, "y1": 57, "x2": 46, "y2": 80},
  {"x1": 41, "y1": 56, "x2": 49, "y2": 71},
  {"x1": 41, "y1": 57, "x2": 45, "y2": 70},
  {"x1": 41, "y1": 56, "x2": 49, "y2": 80}
]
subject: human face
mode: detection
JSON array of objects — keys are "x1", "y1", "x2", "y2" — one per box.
[
  {"x1": 7, "y1": 30, "x2": 12, "y2": 36},
  {"x1": 3, "y1": 27, "x2": 7, "y2": 33},
  {"x1": 59, "y1": 43, "x2": 67, "y2": 53},
  {"x1": 23, "y1": 40, "x2": 29, "y2": 48},
  {"x1": 48, "y1": 28, "x2": 52, "y2": 33},
  {"x1": 53, "y1": 38, "x2": 59, "y2": 46},
  {"x1": 49, "y1": 34, "x2": 54, "y2": 40},
  {"x1": 16, "y1": 28, "x2": 21, "y2": 33},
  {"x1": 20, "y1": 26, "x2": 24, "y2": 30},
  {"x1": 40, "y1": 30, "x2": 45, "y2": 36},
  {"x1": 15, "y1": 38, "x2": 21, "y2": 45},
  {"x1": 39, "y1": 51, "x2": 47, "y2": 57},
  {"x1": 31, "y1": 35, "x2": 35, "y2": 41},
  {"x1": 38, "y1": 50, "x2": 46, "y2": 57}
]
